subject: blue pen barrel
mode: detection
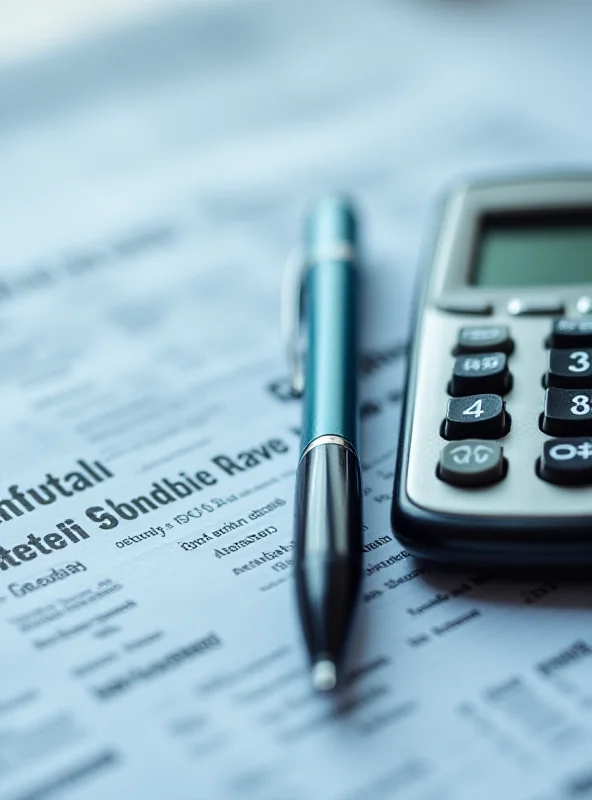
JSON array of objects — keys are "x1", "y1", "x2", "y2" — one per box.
[
  {"x1": 294, "y1": 196, "x2": 362, "y2": 688},
  {"x1": 301, "y1": 197, "x2": 358, "y2": 451}
]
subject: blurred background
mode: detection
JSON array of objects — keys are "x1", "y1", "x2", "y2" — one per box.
[
  {"x1": 1, "y1": 0, "x2": 592, "y2": 469},
  {"x1": 0, "y1": 0, "x2": 189, "y2": 62}
]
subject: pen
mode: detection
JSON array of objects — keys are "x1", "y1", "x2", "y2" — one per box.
[{"x1": 287, "y1": 196, "x2": 363, "y2": 692}]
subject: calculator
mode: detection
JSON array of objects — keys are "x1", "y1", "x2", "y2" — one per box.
[{"x1": 391, "y1": 174, "x2": 592, "y2": 566}]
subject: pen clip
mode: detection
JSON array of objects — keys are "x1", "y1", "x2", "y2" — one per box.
[{"x1": 281, "y1": 248, "x2": 308, "y2": 398}]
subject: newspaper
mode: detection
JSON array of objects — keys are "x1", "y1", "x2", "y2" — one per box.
[{"x1": 1, "y1": 1, "x2": 592, "y2": 797}]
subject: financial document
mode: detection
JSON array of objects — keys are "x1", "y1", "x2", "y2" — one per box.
[{"x1": 2, "y1": 1, "x2": 592, "y2": 797}]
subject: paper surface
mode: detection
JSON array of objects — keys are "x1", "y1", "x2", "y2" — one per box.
[{"x1": 2, "y1": 1, "x2": 592, "y2": 797}]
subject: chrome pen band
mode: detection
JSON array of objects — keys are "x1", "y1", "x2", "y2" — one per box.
[{"x1": 300, "y1": 434, "x2": 358, "y2": 461}]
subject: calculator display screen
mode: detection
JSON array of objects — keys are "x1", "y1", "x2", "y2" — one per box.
[{"x1": 472, "y1": 211, "x2": 592, "y2": 287}]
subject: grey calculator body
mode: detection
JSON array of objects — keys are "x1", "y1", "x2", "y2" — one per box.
[{"x1": 392, "y1": 175, "x2": 592, "y2": 566}]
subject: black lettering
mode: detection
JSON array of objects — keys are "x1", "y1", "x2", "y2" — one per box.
[
  {"x1": 56, "y1": 522, "x2": 79, "y2": 542},
  {"x1": 44, "y1": 533, "x2": 66, "y2": 550},
  {"x1": 131, "y1": 495, "x2": 158, "y2": 514},
  {"x1": 13, "y1": 544, "x2": 37, "y2": 561},
  {"x1": 106, "y1": 499, "x2": 138, "y2": 521},
  {"x1": 195, "y1": 470, "x2": 217, "y2": 487},
  {"x1": 150, "y1": 482, "x2": 175, "y2": 505},
  {"x1": 27, "y1": 533, "x2": 52, "y2": 554},
  {"x1": 0, "y1": 497, "x2": 24, "y2": 522},
  {"x1": 0, "y1": 546, "x2": 20, "y2": 569},
  {"x1": 239, "y1": 450, "x2": 261, "y2": 468},
  {"x1": 9, "y1": 485, "x2": 35, "y2": 512},
  {"x1": 95, "y1": 460, "x2": 114, "y2": 479},
  {"x1": 211, "y1": 455, "x2": 244, "y2": 476},
  {"x1": 163, "y1": 478, "x2": 192, "y2": 499},
  {"x1": 268, "y1": 438, "x2": 289, "y2": 454},
  {"x1": 78, "y1": 459, "x2": 105, "y2": 483},
  {"x1": 64, "y1": 471, "x2": 93, "y2": 492},
  {"x1": 45, "y1": 473, "x2": 74, "y2": 497},
  {"x1": 86, "y1": 506, "x2": 119, "y2": 530},
  {"x1": 180, "y1": 472, "x2": 204, "y2": 492},
  {"x1": 28, "y1": 486, "x2": 57, "y2": 506},
  {"x1": 66, "y1": 520, "x2": 90, "y2": 540}
]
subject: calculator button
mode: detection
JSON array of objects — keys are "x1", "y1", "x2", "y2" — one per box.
[
  {"x1": 538, "y1": 438, "x2": 592, "y2": 485},
  {"x1": 449, "y1": 352, "x2": 510, "y2": 397},
  {"x1": 576, "y1": 296, "x2": 592, "y2": 315},
  {"x1": 455, "y1": 325, "x2": 513, "y2": 355},
  {"x1": 507, "y1": 298, "x2": 565, "y2": 316},
  {"x1": 444, "y1": 394, "x2": 508, "y2": 440},
  {"x1": 546, "y1": 349, "x2": 592, "y2": 389},
  {"x1": 439, "y1": 440, "x2": 505, "y2": 487},
  {"x1": 548, "y1": 318, "x2": 592, "y2": 348},
  {"x1": 437, "y1": 299, "x2": 493, "y2": 315},
  {"x1": 541, "y1": 388, "x2": 592, "y2": 436}
]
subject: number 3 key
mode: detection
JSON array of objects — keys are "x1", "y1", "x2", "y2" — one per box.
[{"x1": 546, "y1": 349, "x2": 592, "y2": 389}]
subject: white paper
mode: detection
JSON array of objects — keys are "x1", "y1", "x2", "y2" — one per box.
[{"x1": 1, "y1": 1, "x2": 592, "y2": 797}]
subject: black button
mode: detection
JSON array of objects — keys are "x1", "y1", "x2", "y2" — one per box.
[
  {"x1": 443, "y1": 394, "x2": 508, "y2": 440},
  {"x1": 546, "y1": 349, "x2": 592, "y2": 389},
  {"x1": 455, "y1": 325, "x2": 513, "y2": 355},
  {"x1": 449, "y1": 352, "x2": 511, "y2": 397},
  {"x1": 548, "y1": 318, "x2": 592, "y2": 348},
  {"x1": 439, "y1": 440, "x2": 505, "y2": 487},
  {"x1": 437, "y1": 300, "x2": 493, "y2": 315},
  {"x1": 541, "y1": 388, "x2": 592, "y2": 436},
  {"x1": 508, "y1": 299, "x2": 564, "y2": 316},
  {"x1": 538, "y1": 437, "x2": 592, "y2": 485}
]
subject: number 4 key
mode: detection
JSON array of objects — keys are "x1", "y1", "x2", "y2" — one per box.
[{"x1": 444, "y1": 393, "x2": 509, "y2": 440}]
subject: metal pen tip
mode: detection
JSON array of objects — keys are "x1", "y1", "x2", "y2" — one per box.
[{"x1": 311, "y1": 659, "x2": 338, "y2": 692}]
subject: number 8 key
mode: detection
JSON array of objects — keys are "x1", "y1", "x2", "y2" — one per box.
[{"x1": 541, "y1": 388, "x2": 592, "y2": 436}]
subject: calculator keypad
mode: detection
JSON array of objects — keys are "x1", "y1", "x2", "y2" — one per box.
[
  {"x1": 436, "y1": 317, "x2": 592, "y2": 489},
  {"x1": 444, "y1": 394, "x2": 508, "y2": 440},
  {"x1": 541, "y1": 388, "x2": 592, "y2": 436},
  {"x1": 439, "y1": 440, "x2": 504, "y2": 487},
  {"x1": 538, "y1": 437, "x2": 592, "y2": 485},
  {"x1": 449, "y1": 352, "x2": 510, "y2": 397},
  {"x1": 546, "y1": 349, "x2": 592, "y2": 389}
]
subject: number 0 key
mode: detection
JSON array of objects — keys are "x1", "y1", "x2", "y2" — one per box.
[{"x1": 539, "y1": 437, "x2": 592, "y2": 485}]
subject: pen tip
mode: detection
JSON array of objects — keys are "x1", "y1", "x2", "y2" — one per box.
[{"x1": 311, "y1": 659, "x2": 338, "y2": 692}]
